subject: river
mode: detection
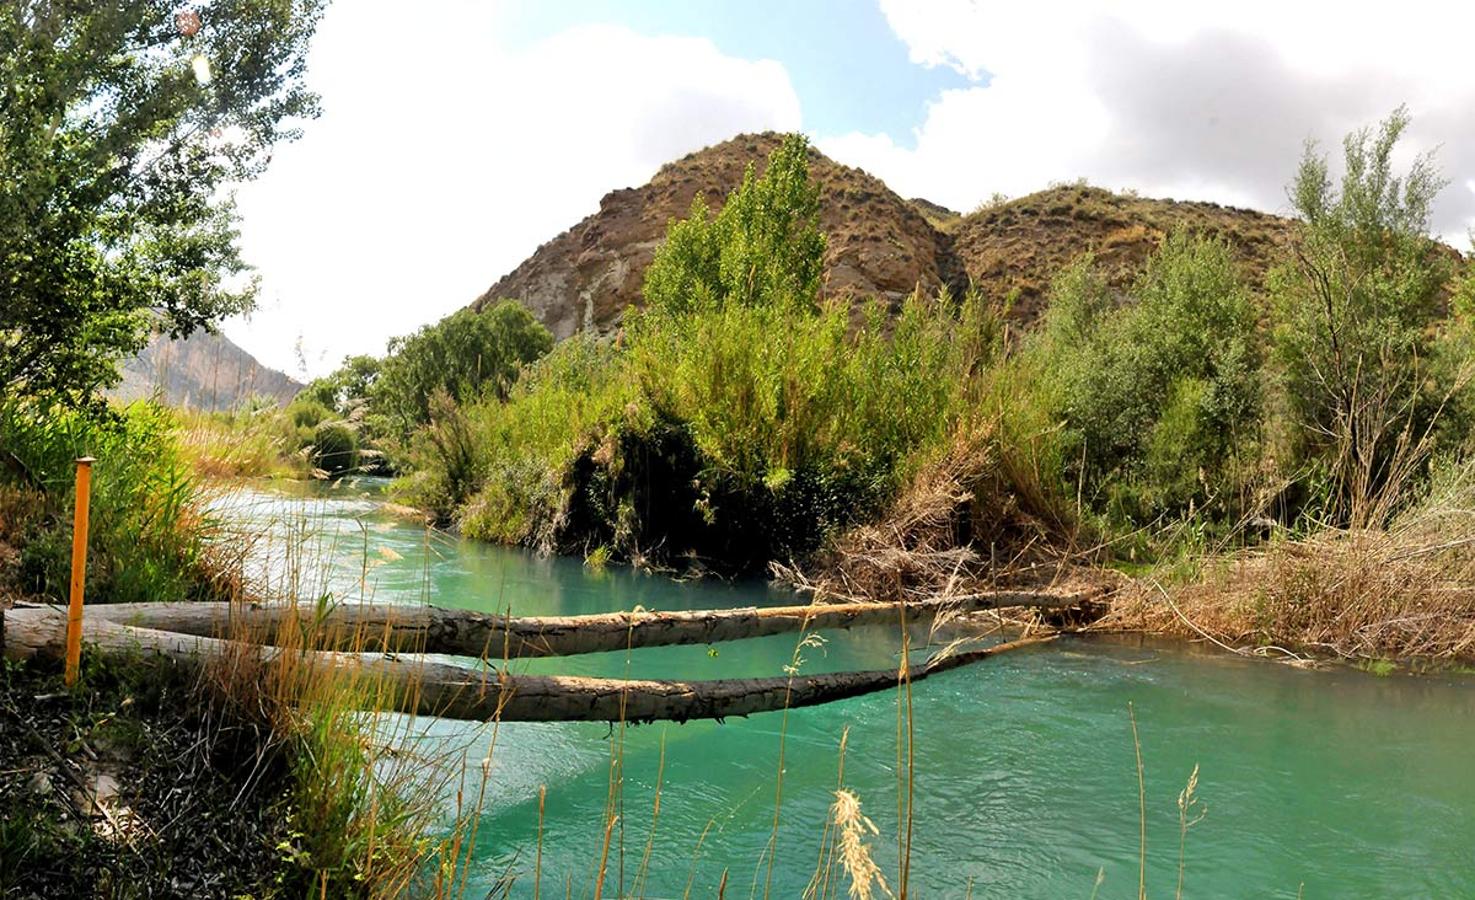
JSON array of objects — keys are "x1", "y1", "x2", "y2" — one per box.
[{"x1": 213, "y1": 478, "x2": 1475, "y2": 898}]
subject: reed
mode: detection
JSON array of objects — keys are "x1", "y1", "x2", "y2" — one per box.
[{"x1": 199, "y1": 497, "x2": 493, "y2": 897}]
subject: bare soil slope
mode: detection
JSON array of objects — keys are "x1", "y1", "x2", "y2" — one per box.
[
  {"x1": 114, "y1": 330, "x2": 302, "y2": 411},
  {"x1": 473, "y1": 133, "x2": 955, "y2": 338},
  {"x1": 472, "y1": 134, "x2": 1299, "y2": 335}
]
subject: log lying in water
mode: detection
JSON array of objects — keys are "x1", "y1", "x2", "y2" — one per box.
[
  {"x1": 79, "y1": 590, "x2": 1083, "y2": 659},
  {"x1": 1, "y1": 605, "x2": 1055, "y2": 723}
]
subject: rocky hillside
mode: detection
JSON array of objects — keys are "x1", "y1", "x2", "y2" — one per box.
[
  {"x1": 113, "y1": 330, "x2": 301, "y2": 411},
  {"x1": 472, "y1": 132, "x2": 1297, "y2": 336},
  {"x1": 955, "y1": 185, "x2": 1294, "y2": 325},
  {"x1": 474, "y1": 133, "x2": 954, "y2": 338}
]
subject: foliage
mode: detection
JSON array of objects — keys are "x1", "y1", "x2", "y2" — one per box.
[
  {"x1": 0, "y1": 1, "x2": 325, "y2": 406},
  {"x1": 423, "y1": 136, "x2": 1000, "y2": 568},
  {"x1": 310, "y1": 420, "x2": 358, "y2": 476},
  {"x1": 373, "y1": 302, "x2": 552, "y2": 439},
  {"x1": 0, "y1": 400, "x2": 234, "y2": 605},
  {"x1": 300, "y1": 354, "x2": 381, "y2": 418},
  {"x1": 1043, "y1": 230, "x2": 1263, "y2": 523},
  {"x1": 1430, "y1": 251, "x2": 1475, "y2": 453},
  {"x1": 441, "y1": 335, "x2": 635, "y2": 545},
  {"x1": 642, "y1": 133, "x2": 826, "y2": 318},
  {"x1": 1270, "y1": 107, "x2": 1454, "y2": 526}
]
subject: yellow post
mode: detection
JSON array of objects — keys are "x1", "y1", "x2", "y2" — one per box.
[{"x1": 64, "y1": 456, "x2": 95, "y2": 687}]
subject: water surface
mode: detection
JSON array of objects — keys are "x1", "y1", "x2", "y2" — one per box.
[{"x1": 217, "y1": 479, "x2": 1475, "y2": 898}]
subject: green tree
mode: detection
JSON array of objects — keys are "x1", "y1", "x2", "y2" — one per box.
[
  {"x1": 1047, "y1": 230, "x2": 1262, "y2": 520},
  {"x1": 641, "y1": 133, "x2": 826, "y2": 317},
  {"x1": 302, "y1": 354, "x2": 382, "y2": 416},
  {"x1": 1271, "y1": 107, "x2": 1453, "y2": 526},
  {"x1": 373, "y1": 302, "x2": 552, "y2": 438},
  {"x1": 0, "y1": 2, "x2": 325, "y2": 406}
]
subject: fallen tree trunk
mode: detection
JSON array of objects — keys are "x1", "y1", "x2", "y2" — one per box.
[
  {"x1": 76, "y1": 590, "x2": 1083, "y2": 659},
  {"x1": 2, "y1": 605, "x2": 1055, "y2": 723}
]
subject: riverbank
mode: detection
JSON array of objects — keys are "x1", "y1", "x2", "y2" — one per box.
[
  {"x1": 0, "y1": 404, "x2": 476, "y2": 897},
  {"x1": 0, "y1": 654, "x2": 294, "y2": 895},
  {"x1": 6, "y1": 470, "x2": 1475, "y2": 896}
]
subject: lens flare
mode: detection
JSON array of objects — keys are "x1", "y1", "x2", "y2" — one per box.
[{"x1": 191, "y1": 54, "x2": 212, "y2": 85}]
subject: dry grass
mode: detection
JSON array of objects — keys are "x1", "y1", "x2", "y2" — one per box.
[
  {"x1": 1106, "y1": 459, "x2": 1475, "y2": 662},
  {"x1": 202, "y1": 596, "x2": 491, "y2": 897},
  {"x1": 176, "y1": 408, "x2": 309, "y2": 480},
  {"x1": 829, "y1": 790, "x2": 893, "y2": 900},
  {"x1": 779, "y1": 423, "x2": 1078, "y2": 606},
  {"x1": 197, "y1": 500, "x2": 492, "y2": 897},
  {"x1": 0, "y1": 484, "x2": 43, "y2": 606}
]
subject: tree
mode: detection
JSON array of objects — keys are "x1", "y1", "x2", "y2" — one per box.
[
  {"x1": 373, "y1": 302, "x2": 553, "y2": 438},
  {"x1": 0, "y1": 2, "x2": 325, "y2": 406},
  {"x1": 1271, "y1": 107, "x2": 1453, "y2": 526},
  {"x1": 641, "y1": 133, "x2": 826, "y2": 318},
  {"x1": 301, "y1": 354, "x2": 382, "y2": 416},
  {"x1": 1048, "y1": 230, "x2": 1261, "y2": 520}
]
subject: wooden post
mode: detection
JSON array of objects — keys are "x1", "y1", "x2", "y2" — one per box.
[{"x1": 64, "y1": 457, "x2": 94, "y2": 687}]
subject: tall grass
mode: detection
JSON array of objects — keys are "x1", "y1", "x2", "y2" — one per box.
[
  {"x1": 1, "y1": 400, "x2": 490, "y2": 895},
  {"x1": 201, "y1": 494, "x2": 493, "y2": 897},
  {"x1": 175, "y1": 404, "x2": 313, "y2": 479},
  {"x1": 0, "y1": 399, "x2": 239, "y2": 605}
]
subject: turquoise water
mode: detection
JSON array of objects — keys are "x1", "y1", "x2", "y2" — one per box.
[{"x1": 218, "y1": 479, "x2": 1475, "y2": 898}]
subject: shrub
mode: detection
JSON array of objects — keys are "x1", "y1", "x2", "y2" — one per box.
[
  {"x1": 452, "y1": 336, "x2": 636, "y2": 545},
  {"x1": 1030, "y1": 229, "x2": 1262, "y2": 527},
  {"x1": 311, "y1": 420, "x2": 358, "y2": 476}
]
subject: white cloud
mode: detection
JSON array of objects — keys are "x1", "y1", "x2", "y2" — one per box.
[
  {"x1": 225, "y1": 3, "x2": 800, "y2": 379},
  {"x1": 822, "y1": 0, "x2": 1475, "y2": 241}
]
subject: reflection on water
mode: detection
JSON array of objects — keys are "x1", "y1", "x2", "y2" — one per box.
[{"x1": 215, "y1": 478, "x2": 1475, "y2": 898}]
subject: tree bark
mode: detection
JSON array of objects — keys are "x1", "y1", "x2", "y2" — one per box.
[
  {"x1": 75, "y1": 590, "x2": 1082, "y2": 659},
  {"x1": 2, "y1": 605, "x2": 1055, "y2": 723}
]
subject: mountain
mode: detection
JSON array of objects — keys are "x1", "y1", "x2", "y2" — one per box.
[
  {"x1": 472, "y1": 132, "x2": 1298, "y2": 337},
  {"x1": 473, "y1": 133, "x2": 955, "y2": 337},
  {"x1": 113, "y1": 330, "x2": 302, "y2": 411},
  {"x1": 952, "y1": 184, "x2": 1293, "y2": 325}
]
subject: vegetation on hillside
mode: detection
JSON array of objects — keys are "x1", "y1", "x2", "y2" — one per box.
[{"x1": 393, "y1": 135, "x2": 1001, "y2": 568}]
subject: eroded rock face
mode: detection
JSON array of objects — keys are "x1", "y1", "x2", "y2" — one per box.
[
  {"x1": 472, "y1": 133, "x2": 951, "y2": 338},
  {"x1": 472, "y1": 134, "x2": 1301, "y2": 338}
]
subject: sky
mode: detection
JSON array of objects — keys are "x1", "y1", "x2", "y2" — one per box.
[{"x1": 225, "y1": 0, "x2": 1475, "y2": 380}]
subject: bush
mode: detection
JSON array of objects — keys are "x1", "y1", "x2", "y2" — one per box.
[
  {"x1": 0, "y1": 401, "x2": 233, "y2": 605},
  {"x1": 1027, "y1": 229, "x2": 1262, "y2": 528},
  {"x1": 450, "y1": 336, "x2": 636, "y2": 545},
  {"x1": 310, "y1": 420, "x2": 358, "y2": 476},
  {"x1": 1432, "y1": 258, "x2": 1475, "y2": 451}
]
